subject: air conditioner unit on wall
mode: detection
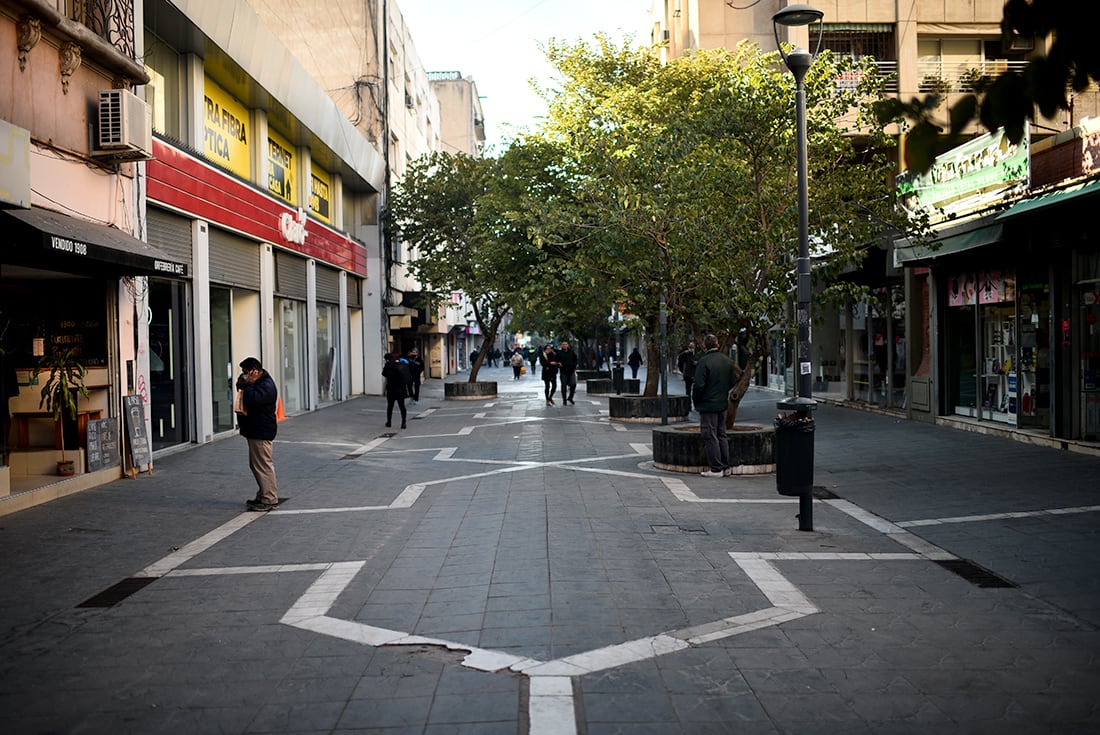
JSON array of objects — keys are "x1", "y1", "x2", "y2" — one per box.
[{"x1": 93, "y1": 88, "x2": 153, "y2": 160}]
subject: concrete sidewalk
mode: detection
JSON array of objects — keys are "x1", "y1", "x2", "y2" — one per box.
[{"x1": 0, "y1": 366, "x2": 1097, "y2": 734}]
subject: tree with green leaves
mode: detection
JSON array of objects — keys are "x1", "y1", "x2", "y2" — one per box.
[
  {"x1": 877, "y1": 0, "x2": 1100, "y2": 173},
  {"x1": 526, "y1": 36, "x2": 907, "y2": 422},
  {"x1": 389, "y1": 151, "x2": 516, "y2": 382}
]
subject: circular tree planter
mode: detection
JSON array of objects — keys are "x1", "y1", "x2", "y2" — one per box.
[
  {"x1": 444, "y1": 381, "x2": 498, "y2": 400},
  {"x1": 652, "y1": 422, "x2": 775, "y2": 474},
  {"x1": 608, "y1": 395, "x2": 690, "y2": 423},
  {"x1": 586, "y1": 378, "x2": 640, "y2": 395},
  {"x1": 576, "y1": 370, "x2": 611, "y2": 381}
]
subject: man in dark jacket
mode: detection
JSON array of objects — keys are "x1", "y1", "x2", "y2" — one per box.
[
  {"x1": 236, "y1": 357, "x2": 280, "y2": 510},
  {"x1": 557, "y1": 340, "x2": 579, "y2": 405},
  {"x1": 677, "y1": 341, "x2": 698, "y2": 411},
  {"x1": 691, "y1": 335, "x2": 736, "y2": 477},
  {"x1": 383, "y1": 353, "x2": 412, "y2": 429}
]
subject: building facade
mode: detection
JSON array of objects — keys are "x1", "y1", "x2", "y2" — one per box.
[
  {"x1": 653, "y1": 0, "x2": 1100, "y2": 446},
  {"x1": 0, "y1": 0, "x2": 397, "y2": 513},
  {"x1": 0, "y1": 0, "x2": 172, "y2": 507}
]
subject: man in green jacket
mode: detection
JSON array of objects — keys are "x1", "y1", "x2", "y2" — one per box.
[{"x1": 692, "y1": 334, "x2": 737, "y2": 477}]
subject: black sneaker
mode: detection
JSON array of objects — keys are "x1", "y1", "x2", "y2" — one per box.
[
  {"x1": 247, "y1": 502, "x2": 276, "y2": 512},
  {"x1": 245, "y1": 498, "x2": 264, "y2": 507}
]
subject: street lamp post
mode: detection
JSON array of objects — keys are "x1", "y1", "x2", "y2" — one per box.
[{"x1": 772, "y1": 3, "x2": 823, "y2": 532}]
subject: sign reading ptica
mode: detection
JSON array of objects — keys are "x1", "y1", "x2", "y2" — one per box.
[{"x1": 203, "y1": 79, "x2": 251, "y2": 180}]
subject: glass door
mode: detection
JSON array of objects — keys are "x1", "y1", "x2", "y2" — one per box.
[
  {"x1": 148, "y1": 279, "x2": 190, "y2": 449},
  {"x1": 210, "y1": 286, "x2": 234, "y2": 434},
  {"x1": 1018, "y1": 282, "x2": 1050, "y2": 430},
  {"x1": 275, "y1": 298, "x2": 308, "y2": 413}
]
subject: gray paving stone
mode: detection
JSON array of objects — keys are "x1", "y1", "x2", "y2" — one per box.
[{"x1": 0, "y1": 378, "x2": 1098, "y2": 734}]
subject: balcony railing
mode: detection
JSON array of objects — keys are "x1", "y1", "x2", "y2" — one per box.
[
  {"x1": 53, "y1": 0, "x2": 136, "y2": 59},
  {"x1": 916, "y1": 60, "x2": 1029, "y2": 94}
]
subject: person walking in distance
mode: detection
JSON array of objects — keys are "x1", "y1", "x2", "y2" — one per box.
[
  {"x1": 557, "y1": 340, "x2": 579, "y2": 404},
  {"x1": 406, "y1": 348, "x2": 424, "y2": 404},
  {"x1": 677, "y1": 341, "x2": 698, "y2": 412},
  {"x1": 539, "y1": 345, "x2": 560, "y2": 405},
  {"x1": 510, "y1": 348, "x2": 525, "y2": 380},
  {"x1": 236, "y1": 357, "x2": 280, "y2": 511},
  {"x1": 382, "y1": 352, "x2": 412, "y2": 429},
  {"x1": 627, "y1": 347, "x2": 644, "y2": 379},
  {"x1": 692, "y1": 334, "x2": 736, "y2": 477}
]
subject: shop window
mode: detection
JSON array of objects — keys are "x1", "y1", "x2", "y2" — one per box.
[{"x1": 144, "y1": 31, "x2": 182, "y2": 141}]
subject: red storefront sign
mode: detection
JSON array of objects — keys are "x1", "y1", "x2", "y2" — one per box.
[{"x1": 147, "y1": 139, "x2": 367, "y2": 275}]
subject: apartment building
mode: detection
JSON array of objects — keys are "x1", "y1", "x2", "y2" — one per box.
[{"x1": 248, "y1": 1, "x2": 481, "y2": 380}]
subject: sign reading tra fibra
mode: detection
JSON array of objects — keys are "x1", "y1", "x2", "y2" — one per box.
[{"x1": 203, "y1": 78, "x2": 251, "y2": 180}]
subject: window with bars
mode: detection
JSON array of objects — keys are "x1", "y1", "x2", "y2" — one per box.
[{"x1": 821, "y1": 24, "x2": 897, "y2": 93}]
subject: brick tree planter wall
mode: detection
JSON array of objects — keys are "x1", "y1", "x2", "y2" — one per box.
[
  {"x1": 608, "y1": 395, "x2": 690, "y2": 423},
  {"x1": 586, "y1": 379, "x2": 640, "y2": 395},
  {"x1": 652, "y1": 422, "x2": 775, "y2": 474},
  {"x1": 444, "y1": 381, "x2": 498, "y2": 400}
]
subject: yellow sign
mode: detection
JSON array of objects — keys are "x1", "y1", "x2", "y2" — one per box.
[
  {"x1": 203, "y1": 79, "x2": 250, "y2": 179},
  {"x1": 310, "y1": 162, "x2": 332, "y2": 223},
  {"x1": 267, "y1": 129, "x2": 296, "y2": 205}
]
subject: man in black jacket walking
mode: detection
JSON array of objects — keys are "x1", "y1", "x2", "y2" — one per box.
[
  {"x1": 557, "y1": 340, "x2": 579, "y2": 404},
  {"x1": 236, "y1": 357, "x2": 280, "y2": 510}
]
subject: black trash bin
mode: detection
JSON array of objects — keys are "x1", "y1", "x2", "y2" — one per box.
[
  {"x1": 774, "y1": 412, "x2": 815, "y2": 497},
  {"x1": 612, "y1": 365, "x2": 625, "y2": 394}
]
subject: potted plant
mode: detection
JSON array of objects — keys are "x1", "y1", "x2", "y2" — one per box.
[{"x1": 32, "y1": 348, "x2": 88, "y2": 475}]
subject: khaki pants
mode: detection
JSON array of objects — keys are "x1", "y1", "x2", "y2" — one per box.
[{"x1": 246, "y1": 438, "x2": 278, "y2": 504}]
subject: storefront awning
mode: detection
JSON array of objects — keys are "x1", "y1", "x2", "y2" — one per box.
[
  {"x1": 893, "y1": 221, "x2": 1003, "y2": 267},
  {"x1": 996, "y1": 177, "x2": 1100, "y2": 220},
  {"x1": 1, "y1": 206, "x2": 188, "y2": 278}
]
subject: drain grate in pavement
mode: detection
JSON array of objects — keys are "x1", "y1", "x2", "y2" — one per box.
[
  {"x1": 650, "y1": 524, "x2": 708, "y2": 535},
  {"x1": 935, "y1": 559, "x2": 1017, "y2": 588},
  {"x1": 76, "y1": 577, "x2": 157, "y2": 608}
]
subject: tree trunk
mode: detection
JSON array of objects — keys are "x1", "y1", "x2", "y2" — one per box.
[
  {"x1": 726, "y1": 354, "x2": 758, "y2": 427},
  {"x1": 469, "y1": 308, "x2": 506, "y2": 382}
]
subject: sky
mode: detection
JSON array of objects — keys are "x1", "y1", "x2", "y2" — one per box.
[{"x1": 399, "y1": 0, "x2": 653, "y2": 152}]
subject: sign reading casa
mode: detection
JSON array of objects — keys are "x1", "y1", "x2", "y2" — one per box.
[
  {"x1": 267, "y1": 129, "x2": 296, "y2": 205},
  {"x1": 203, "y1": 78, "x2": 251, "y2": 180}
]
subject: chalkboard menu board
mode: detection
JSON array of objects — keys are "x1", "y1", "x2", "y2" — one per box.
[
  {"x1": 122, "y1": 395, "x2": 152, "y2": 472},
  {"x1": 86, "y1": 418, "x2": 119, "y2": 472}
]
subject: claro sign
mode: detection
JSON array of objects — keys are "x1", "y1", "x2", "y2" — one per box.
[{"x1": 279, "y1": 208, "x2": 308, "y2": 245}]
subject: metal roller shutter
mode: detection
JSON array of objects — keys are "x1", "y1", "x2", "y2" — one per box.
[
  {"x1": 316, "y1": 265, "x2": 340, "y2": 304},
  {"x1": 209, "y1": 227, "x2": 260, "y2": 289},
  {"x1": 275, "y1": 250, "x2": 308, "y2": 299},
  {"x1": 146, "y1": 208, "x2": 193, "y2": 272}
]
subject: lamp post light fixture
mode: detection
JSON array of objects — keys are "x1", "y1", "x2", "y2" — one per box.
[{"x1": 772, "y1": 3, "x2": 823, "y2": 531}]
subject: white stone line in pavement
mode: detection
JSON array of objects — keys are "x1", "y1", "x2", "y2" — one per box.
[
  {"x1": 897, "y1": 504, "x2": 1100, "y2": 527},
  {"x1": 823, "y1": 499, "x2": 957, "y2": 561},
  {"x1": 279, "y1": 440, "x2": 363, "y2": 448},
  {"x1": 136, "y1": 513, "x2": 264, "y2": 577},
  {"x1": 660, "y1": 477, "x2": 797, "y2": 504},
  {"x1": 168, "y1": 563, "x2": 333, "y2": 576},
  {"x1": 528, "y1": 676, "x2": 576, "y2": 735},
  {"x1": 349, "y1": 436, "x2": 391, "y2": 454}
]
